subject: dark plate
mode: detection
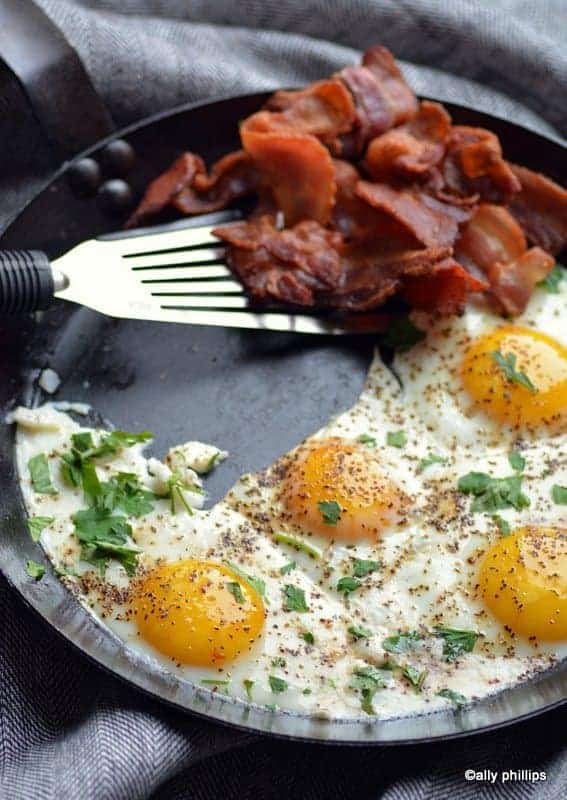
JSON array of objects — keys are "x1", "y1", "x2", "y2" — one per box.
[{"x1": 0, "y1": 93, "x2": 565, "y2": 744}]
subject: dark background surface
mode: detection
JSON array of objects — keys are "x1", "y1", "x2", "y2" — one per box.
[{"x1": 0, "y1": 1, "x2": 565, "y2": 798}]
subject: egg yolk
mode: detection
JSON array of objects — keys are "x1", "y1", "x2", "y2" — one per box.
[
  {"x1": 132, "y1": 560, "x2": 264, "y2": 665},
  {"x1": 462, "y1": 326, "x2": 567, "y2": 430},
  {"x1": 478, "y1": 527, "x2": 567, "y2": 641},
  {"x1": 279, "y1": 437, "x2": 407, "y2": 541}
]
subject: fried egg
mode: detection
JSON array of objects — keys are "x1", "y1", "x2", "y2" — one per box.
[{"x1": 12, "y1": 277, "x2": 567, "y2": 720}]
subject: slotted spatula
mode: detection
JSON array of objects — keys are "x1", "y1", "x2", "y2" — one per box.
[{"x1": 0, "y1": 210, "x2": 388, "y2": 335}]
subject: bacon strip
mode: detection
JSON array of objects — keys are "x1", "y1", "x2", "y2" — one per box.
[
  {"x1": 338, "y1": 46, "x2": 418, "y2": 157},
  {"x1": 356, "y1": 181, "x2": 472, "y2": 248},
  {"x1": 364, "y1": 101, "x2": 451, "y2": 180},
  {"x1": 401, "y1": 258, "x2": 488, "y2": 315},
  {"x1": 214, "y1": 216, "x2": 343, "y2": 305},
  {"x1": 264, "y1": 79, "x2": 356, "y2": 151},
  {"x1": 456, "y1": 204, "x2": 555, "y2": 314},
  {"x1": 508, "y1": 164, "x2": 567, "y2": 255}
]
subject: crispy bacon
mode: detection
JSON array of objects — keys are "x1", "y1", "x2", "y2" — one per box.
[
  {"x1": 126, "y1": 150, "x2": 259, "y2": 228},
  {"x1": 441, "y1": 126, "x2": 521, "y2": 203},
  {"x1": 241, "y1": 115, "x2": 336, "y2": 226},
  {"x1": 401, "y1": 258, "x2": 488, "y2": 315},
  {"x1": 364, "y1": 101, "x2": 451, "y2": 180},
  {"x1": 355, "y1": 181, "x2": 472, "y2": 248},
  {"x1": 508, "y1": 164, "x2": 567, "y2": 255},
  {"x1": 214, "y1": 216, "x2": 343, "y2": 305},
  {"x1": 488, "y1": 248, "x2": 555, "y2": 316},
  {"x1": 125, "y1": 153, "x2": 204, "y2": 228},
  {"x1": 127, "y1": 44, "x2": 564, "y2": 320},
  {"x1": 338, "y1": 46, "x2": 419, "y2": 157},
  {"x1": 456, "y1": 204, "x2": 556, "y2": 314},
  {"x1": 264, "y1": 79, "x2": 356, "y2": 151}
]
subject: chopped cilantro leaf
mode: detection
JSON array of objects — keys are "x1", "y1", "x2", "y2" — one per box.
[
  {"x1": 382, "y1": 316, "x2": 426, "y2": 353},
  {"x1": 508, "y1": 451, "x2": 526, "y2": 472},
  {"x1": 271, "y1": 657, "x2": 286, "y2": 668},
  {"x1": 337, "y1": 576, "x2": 361, "y2": 596},
  {"x1": 418, "y1": 453, "x2": 447, "y2": 472},
  {"x1": 226, "y1": 581, "x2": 245, "y2": 604},
  {"x1": 382, "y1": 631, "x2": 422, "y2": 654},
  {"x1": 348, "y1": 625, "x2": 372, "y2": 640},
  {"x1": 352, "y1": 559, "x2": 380, "y2": 578},
  {"x1": 201, "y1": 452, "x2": 221, "y2": 474},
  {"x1": 280, "y1": 560, "x2": 296, "y2": 575},
  {"x1": 265, "y1": 704, "x2": 277, "y2": 712},
  {"x1": 458, "y1": 471, "x2": 530, "y2": 513},
  {"x1": 350, "y1": 666, "x2": 388, "y2": 714},
  {"x1": 273, "y1": 532, "x2": 322, "y2": 559},
  {"x1": 302, "y1": 688, "x2": 312, "y2": 695},
  {"x1": 243, "y1": 679, "x2": 254, "y2": 700},
  {"x1": 437, "y1": 688, "x2": 467, "y2": 708},
  {"x1": 537, "y1": 264, "x2": 565, "y2": 294},
  {"x1": 268, "y1": 676, "x2": 288, "y2": 693},
  {"x1": 28, "y1": 453, "x2": 57, "y2": 495},
  {"x1": 226, "y1": 561, "x2": 266, "y2": 597},
  {"x1": 166, "y1": 474, "x2": 197, "y2": 515},
  {"x1": 552, "y1": 485, "x2": 567, "y2": 505},
  {"x1": 317, "y1": 500, "x2": 341, "y2": 526},
  {"x1": 491, "y1": 350, "x2": 537, "y2": 393},
  {"x1": 434, "y1": 626, "x2": 479, "y2": 662},
  {"x1": 402, "y1": 665, "x2": 427, "y2": 691},
  {"x1": 300, "y1": 631, "x2": 314, "y2": 645},
  {"x1": 492, "y1": 514, "x2": 511, "y2": 535},
  {"x1": 25, "y1": 560, "x2": 45, "y2": 580},
  {"x1": 27, "y1": 516, "x2": 54, "y2": 542},
  {"x1": 73, "y1": 506, "x2": 140, "y2": 576},
  {"x1": 357, "y1": 433, "x2": 377, "y2": 448},
  {"x1": 387, "y1": 430, "x2": 407, "y2": 448},
  {"x1": 283, "y1": 584, "x2": 308, "y2": 612}
]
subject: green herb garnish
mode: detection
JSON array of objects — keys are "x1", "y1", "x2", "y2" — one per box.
[
  {"x1": 317, "y1": 500, "x2": 341, "y2": 526},
  {"x1": 508, "y1": 451, "x2": 526, "y2": 472},
  {"x1": 27, "y1": 516, "x2": 54, "y2": 542},
  {"x1": 382, "y1": 631, "x2": 422, "y2": 654},
  {"x1": 491, "y1": 350, "x2": 537, "y2": 393},
  {"x1": 226, "y1": 581, "x2": 245, "y2": 604},
  {"x1": 283, "y1": 584, "x2": 308, "y2": 612},
  {"x1": 434, "y1": 626, "x2": 479, "y2": 662},
  {"x1": 226, "y1": 561, "x2": 266, "y2": 597},
  {"x1": 243, "y1": 679, "x2": 254, "y2": 700},
  {"x1": 537, "y1": 264, "x2": 565, "y2": 294},
  {"x1": 348, "y1": 625, "x2": 372, "y2": 640},
  {"x1": 201, "y1": 679, "x2": 230, "y2": 687},
  {"x1": 25, "y1": 559, "x2": 45, "y2": 580},
  {"x1": 28, "y1": 453, "x2": 57, "y2": 495},
  {"x1": 402, "y1": 665, "x2": 427, "y2": 691},
  {"x1": 492, "y1": 514, "x2": 511, "y2": 535},
  {"x1": 457, "y1": 471, "x2": 530, "y2": 513},
  {"x1": 300, "y1": 631, "x2": 314, "y2": 645},
  {"x1": 387, "y1": 430, "x2": 407, "y2": 449},
  {"x1": 273, "y1": 532, "x2": 322, "y2": 559},
  {"x1": 418, "y1": 453, "x2": 447, "y2": 473},
  {"x1": 552, "y1": 485, "x2": 567, "y2": 505},
  {"x1": 357, "y1": 433, "x2": 377, "y2": 448},
  {"x1": 271, "y1": 657, "x2": 286, "y2": 668},
  {"x1": 280, "y1": 560, "x2": 296, "y2": 575},
  {"x1": 350, "y1": 666, "x2": 388, "y2": 715},
  {"x1": 382, "y1": 316, "x2": 425, "y2": 353},
  {"x1": 437, "y1": 688, "x2": 467, "y2": 707},
  {"x1": 268, "y1": 676, "x2": 288, "y2": 694},
  {"x1": 336, "y1": 576, "x2": 361, "y2": 596},
  {"x1": 352, "y1": 559, "x2": 380, "y2": 578}
]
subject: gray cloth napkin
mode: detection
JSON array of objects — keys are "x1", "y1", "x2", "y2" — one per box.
[{"x1": 1, "y1": 1, "x2": 566, "y2": 798}]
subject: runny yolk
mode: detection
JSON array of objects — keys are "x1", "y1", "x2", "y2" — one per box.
[
  {"x1": 279, "y1": 437, "x2": 408, "y2": 541},
  {"x1": 478, "y1": 527, "x2": 567, "y2": 641},
  {"x1": 132, "y1": 560, "x2": 264, "y2": 666},
  {"x1": 461, "y1": 326, "x2": 567, "y2": 431}
]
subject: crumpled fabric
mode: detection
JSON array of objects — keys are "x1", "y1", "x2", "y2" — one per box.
[{"x1": 0, "y1": 1, "x2": 565, "y2": 798}]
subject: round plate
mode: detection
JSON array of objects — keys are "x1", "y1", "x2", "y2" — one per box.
[{"x1": 0, "y1": 93, "x2": 565, "y2": 744}]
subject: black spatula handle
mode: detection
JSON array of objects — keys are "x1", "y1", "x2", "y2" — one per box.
[{"x1": 0, "y1": 250, "x2": 54, "y2": 313}]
